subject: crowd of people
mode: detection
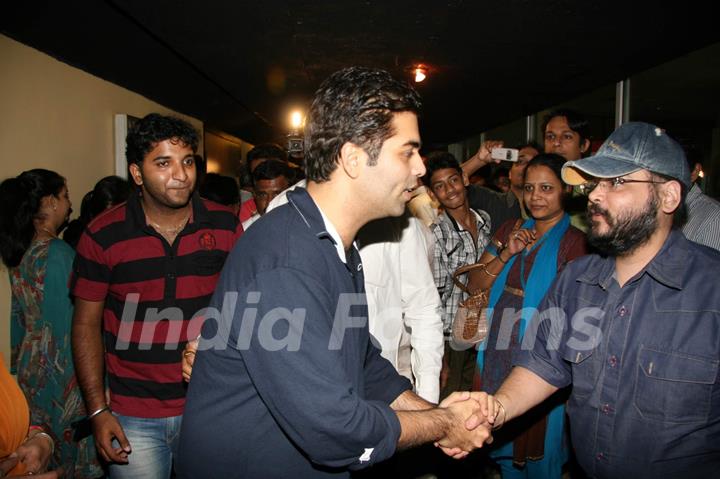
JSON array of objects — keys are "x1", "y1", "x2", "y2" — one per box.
[{"x1": 2, "y1": 66, "x2": 720, "y2": 479}]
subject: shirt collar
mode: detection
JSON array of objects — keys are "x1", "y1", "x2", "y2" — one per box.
[
  {"x1": 686, "y1": 183, "x2": 702, "y2": 205},
  {"x1": 286, "y1": 187, "x2": 354, "y2": 264},
  {"x1": 576, "y1": 229, "x2": 688, "y2": 290},
  {"x1": 443, "y1": 208, "x2": 487, "y2": 234}
]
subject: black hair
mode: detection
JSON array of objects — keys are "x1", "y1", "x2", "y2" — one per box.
[
  {"x1": 63, "y1": 176, "x2": 130, "y2": 249},
  {"x1": 522, "y1": 153, "x2": 566, "y2": 184},
  {"x1": 125, "y1": 113, "x2": 199, "y2": 167},
  {"x1": 252, "y1": 159, "x2": 293, "y2": 184},
  {"x1": 200, "y1": 173, "x2": 240, "y2": 206},
  {"x1": 304, "y1": 66, "x2": 421, "y2": 182},
  {"x1": 515, "y1": 141, "x2": 543, "y2": 153},
  {"x1": 541, "y1": 108, "x2": 590, "y2": 144},
  {"x1": 422, "y1": 151, "x2": 462, "y2": 187},
  {"x1": 87, "y1": 176, "x2": 131, "y2": 219},
  {"x1": 247, "y1": 144, "x2": 288, "y2": 169},
  {"x1": 490, "y1": 166, "x2": 511, "y2": 191},
  {"x1": 0, "y1": 169, "x2": 66, "y2": 267}
]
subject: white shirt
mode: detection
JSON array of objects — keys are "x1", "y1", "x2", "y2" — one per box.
[
  {"x1": 268, "y1": 181, "x2": 444, "y2": 402},
  {"x1": 241, "y1": 212, "x2": 260, "y2": 231}
]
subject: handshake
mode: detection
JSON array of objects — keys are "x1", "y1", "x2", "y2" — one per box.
[{"x1": 433, "y1": 391, "x2": 505, "y2": 459}]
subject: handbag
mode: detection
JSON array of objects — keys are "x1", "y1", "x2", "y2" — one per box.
[{"x1": 449, "y1": 263, "x2": 490, "y2": 349}]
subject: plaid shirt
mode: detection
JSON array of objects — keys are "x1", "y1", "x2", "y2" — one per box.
[{"x1": 430, "y1": 209, "x2": 492, "y2": 332}]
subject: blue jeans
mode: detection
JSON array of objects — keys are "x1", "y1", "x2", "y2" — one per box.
[{"x1": 109, "y1": 413, "x2": 182, "y2": 479}]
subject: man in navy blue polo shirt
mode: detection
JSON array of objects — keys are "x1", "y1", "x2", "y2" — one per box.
[
  {"x1": 469, "y1": 122, "x2": 720, "y2": 478},
  {"x1": 177, "y1": 67, "x2": 493, "y2": 478}
]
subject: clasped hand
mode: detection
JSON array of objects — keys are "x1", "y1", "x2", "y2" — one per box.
[{"x1": 435, "y1": 391, "x2": 501, "y2": 459}]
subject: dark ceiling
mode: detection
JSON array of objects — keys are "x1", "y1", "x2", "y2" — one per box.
[{"x1": 3, "y1": 0, "x2": 719, "y2": 146}]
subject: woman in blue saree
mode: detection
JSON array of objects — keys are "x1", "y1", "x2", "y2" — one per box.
[{"x1": 467, "y1": 154, "x2": 587, "y2": 478}]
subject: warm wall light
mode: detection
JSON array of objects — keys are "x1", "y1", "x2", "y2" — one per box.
[
  {"x1": 414, "y1": 66, "x2": 427, "y2": 83},
  {"x1": 290, "y1": 111, "x2": 303, "y2": 130}
]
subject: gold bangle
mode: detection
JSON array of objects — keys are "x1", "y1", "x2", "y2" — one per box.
[
  {"x1": 492, "y1": 398, "x2": 507, "y2": 430},
  {"x1": 481, "y1": 263, "x2": 498, "y2": 278}
]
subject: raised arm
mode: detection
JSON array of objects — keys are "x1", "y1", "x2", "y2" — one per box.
[
  {"x1": 461, "y1": 140, "x2": 503, "y2": 177},
  {"x1": 467, "y1": 223, "x2": 535, "y2": 293}
]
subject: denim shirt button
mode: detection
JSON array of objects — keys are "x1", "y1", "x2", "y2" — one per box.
[
  {"x1": 596, "y1": 452, "x2": 605, "y2": 461},
  {"x1": 601, "y1": 403, "x2": 613, "y2": 414},
  {"x1": 608, "y1": 355, "x2": 618, "y2": 367},
  {"x1": 619, "y1": 306, "x2": 627, "y2": 317}
]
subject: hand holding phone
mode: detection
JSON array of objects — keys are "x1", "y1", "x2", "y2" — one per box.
[{"x1": 490, "y1": 148, "x2": 519, "y2": 162}]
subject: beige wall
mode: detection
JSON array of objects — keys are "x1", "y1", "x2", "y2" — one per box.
[
  {"x1": 204, "y1": 129, "x2": 253, "y2": 178},
  {"x1": 0, "y1": 34, "x2": 203, "y2": 364}
]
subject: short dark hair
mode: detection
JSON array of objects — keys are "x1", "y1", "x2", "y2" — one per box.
[
  {"x1": 0, "y1": 169, "x2": 66, "y2": 267},
  {"x1": 304, "y1": 66, "x2": 421, "y2": 182},
  {"x1": 125, "y1": 113, "x2": 199, "y2": 166},
  {"x1": 523, "y1": 153, "x2": 567, "y2": 184},
  {"x1": 63, "y1": 175, "x2": 131, "y2": 249},
  {"x1": 541, "y1": 108, "x2": 590, "y2": 144},
  {"x1": 252, "y1": 159, "x2": 293, "y2": 184},
  {"x1": 86, "y1": 176, "x2": 130, "y2": 219},
  {"x1": 422, "y1": 151, "x2": 462, "y2": 187},
  {"x1": 515, "y1": 141, "x2": 543, "y2": 153},
  {"x1": 247, "y1": 143, "x2": 287, "y2": 167},
  {"x1": 200, "y1": 173, "x2": 240, "y2": 206}
]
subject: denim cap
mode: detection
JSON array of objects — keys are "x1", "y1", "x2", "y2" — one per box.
[{"x1": 561, "y1": 122, "x2": 690, "y2": 188}]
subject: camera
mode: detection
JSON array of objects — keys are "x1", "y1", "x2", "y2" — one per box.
[
  {"x1": 490, "y1": 148, "x2": 519, "y2": 162},
  {"x1": 287, "y1": 136, "x2": 304, "y2": 154}
]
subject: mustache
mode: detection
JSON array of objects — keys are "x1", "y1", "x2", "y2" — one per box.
[
  {"x1": 586, "y1": 203, "x2": 613, "y2": 226},
  {"x1": 587, "y1": 203, "x2": 609, "y2": 218}
]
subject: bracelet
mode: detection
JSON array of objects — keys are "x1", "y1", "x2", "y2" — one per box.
[
  {"x1": 481, "y1": 263, "x2": 498, "y2": 278},
  {"x1": 88, "y1": 405, "x2": 111, "y2": 421},
  {"x1": 28, "y1": 425, "x2": 44, "y2": 433},
  {"x1": 492, "y1": 398, "x2": 508, "y2": 430},
  {"x1": 495, "y1": 250, "x2": 509, "y2": 264},
  {"x1": 27, "y1": 431, "x2": 54, "y2": 455}
]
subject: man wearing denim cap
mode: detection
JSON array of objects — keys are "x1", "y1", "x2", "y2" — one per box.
[{"x1": 465, "y1": 122, "x2": 720, "y2": 478}]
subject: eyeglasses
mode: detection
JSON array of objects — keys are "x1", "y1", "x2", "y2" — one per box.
[{"x1": 577, "y1": 177, "x2": 667, "y2": 195}]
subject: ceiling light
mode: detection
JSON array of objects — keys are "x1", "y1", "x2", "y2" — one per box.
[
  {"x1": 414, "y1": 66, "x2": 427, "y2": 83},
  {"x1": 290, "y1": 111, "x2": 303, "y2": 130}
]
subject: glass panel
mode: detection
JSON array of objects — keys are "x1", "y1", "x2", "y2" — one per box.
[
  {"x1": 630, "y1": 42, "x2": 720, "y2": 196},
  {"x1": 483, "y1": 117, "x2": 527, "y2": 148}
]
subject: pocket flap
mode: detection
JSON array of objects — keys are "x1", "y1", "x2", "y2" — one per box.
[
  {"x1": 561, "y1": 347, "x2": 594, "y2": 365},
  {"x1": 638, "y1": 347, "x2": 718, "y2": 384}
]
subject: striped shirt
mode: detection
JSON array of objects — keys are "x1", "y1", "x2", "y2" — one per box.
[
  {"x1": 683, "y1": 183, "x2": 720, "y2": 251},
  {"x1": 71, "y1": 192, "x2": 242, "y2": 418}
]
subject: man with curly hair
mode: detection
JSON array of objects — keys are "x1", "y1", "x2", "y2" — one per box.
[{"x1": 70, "y1": 113, "x2": 242, "y2": 478}]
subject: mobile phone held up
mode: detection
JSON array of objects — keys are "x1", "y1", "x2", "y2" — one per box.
[{"x1": 490, "y1": 148, "x2": 519, "y2": 162}]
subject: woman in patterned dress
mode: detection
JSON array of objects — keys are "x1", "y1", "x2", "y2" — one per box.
[{"x1": 0, "y1": 169, "x2": 101, "y2": 478}]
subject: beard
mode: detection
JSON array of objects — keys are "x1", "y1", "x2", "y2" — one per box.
[{"x1": 586, "y1": 191, "x2": 659, "y2": 256}]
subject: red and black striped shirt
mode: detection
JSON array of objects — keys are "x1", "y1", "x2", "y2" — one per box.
[{"x1": 71, "y1": 192, "x2": 242, "y2": 418}]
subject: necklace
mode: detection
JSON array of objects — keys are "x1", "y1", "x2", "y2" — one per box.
[
  {"x1": 148, "y1": 212, "x2": 191, "y2": 236},
  {"x1": 39, "y1": 227, "x2": 57, "y2": 239}
]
